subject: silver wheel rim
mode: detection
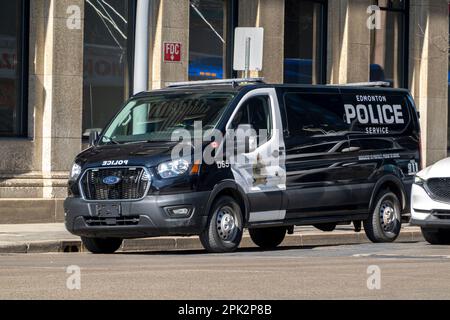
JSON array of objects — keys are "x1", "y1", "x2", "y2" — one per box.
[
  {"x1": 216, "y1": 205, "x2": 238, "y2": 242},
  {"x1": 379, "y1": 199, "x2": 399, "y2": 234}
]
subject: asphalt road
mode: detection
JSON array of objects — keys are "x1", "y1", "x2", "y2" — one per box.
[{"x1": 0, "y1": 241, "x2": 449, "y2": 300}]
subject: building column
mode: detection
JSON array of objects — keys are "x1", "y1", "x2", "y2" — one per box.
[
  {"x1": 149, "y1": 0, "x2": 189, "y2": 89},
  {"x1": 238, "y1": 0, "x2": 285, "y2": 83},
  {"x1": 37, "y1": 0, "x2": 84, "y2": 198},
  {"x1": 0, "y1": 0, "x2": 84, "y2": 224},
  {"x1": 328, "y1": 0, "x2": 371, "y2": 84},
  {"x1": 409, "y1": 0, "x2": 448, "y2": 166}
]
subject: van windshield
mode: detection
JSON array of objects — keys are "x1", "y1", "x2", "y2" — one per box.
[{"x1": 100, "y1": 92, "x2": 236, "y2": 144}]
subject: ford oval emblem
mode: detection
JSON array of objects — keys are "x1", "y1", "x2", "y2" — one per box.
[{"x1": 103, "y1": 176, "x2": 121, "y2": 185}]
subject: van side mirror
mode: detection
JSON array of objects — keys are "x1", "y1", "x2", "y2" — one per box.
[{"x1": 89, "y1": 130, "x2": 100, "y2": 147}]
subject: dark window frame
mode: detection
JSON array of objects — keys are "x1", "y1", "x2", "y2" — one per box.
[
  {"x1": 283, "y1": 0, "x2": 328, "y2": 85},
  {"x1": 81, "y1": 0, "x2": 137, "y2": 140},
  {"x1": 0, "y1": 0, "x2": 30, "y2": 138},
  {"x1": 227, "y1": 0, "x2": 239, "y2": 79},
  {"x1": 126, "y1": 1, "x2": 137, "y2": 97},
  {"x1": 371, "y1": 0, "x2": 409, "y2": 88},
  {"x1": 188, "y1": 0, "x2": 239, "y2": 81}
]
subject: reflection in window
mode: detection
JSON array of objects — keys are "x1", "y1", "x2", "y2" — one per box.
[
  {"x1": 370, "y1": 0, "x2": 407, "y2": 88},
  {"x1": 82, "y1": 0, "x2": 136, "y2": 137},
  {"x1": 284, "y1": 94, "x2": 348, "y2": 137},
  {"x1": 0, "y1": 0, "x2": 26, "y2": 136},
  {"x1": 284, "y1": 0, "x2": 326, "y2": 84},
  {"x1": 231, "y1": 96, "x2": 272, "y2": 147},
  {"x1": 102, "y1": 92, "x2": 235, "y2": 143},
  {"x1": 189, "y1": 0, "x2": 232, "y2": 81}
]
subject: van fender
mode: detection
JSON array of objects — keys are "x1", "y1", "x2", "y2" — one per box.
[
  {"x1": 204, "y1": 180, "x2": 251, "y2": 221},
  {"x1": 369, "y1": 174, "x2": 407, "y2": 213}
]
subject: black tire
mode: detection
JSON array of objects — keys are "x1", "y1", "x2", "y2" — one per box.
[
  {"x1": 249, "y1": 227, "x2": 286, "y2": 250},
  {"x1": 364, "y1": 190, "x2": 402, "y2": 243},
  {"x1": 199, "y1": 196, "x2": 243, "y2": 253},
  {"x1": 81, "y1": 237, "x2": 123, "y2": 254},
  {"x1": 313, "y1": 223, "x2": 337, "y2": 232},
  {"x1": 421, "y1": 228, "x2": 450, "y2": 245}
]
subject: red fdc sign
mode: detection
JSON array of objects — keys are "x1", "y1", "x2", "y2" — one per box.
[{"x1": 164, "y1": 42, "x2": 181, "y2": 62}]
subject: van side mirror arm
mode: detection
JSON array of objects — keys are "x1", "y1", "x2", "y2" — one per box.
[{"x1": 89, "y1": 131, "x2": 100, "y2": 147}]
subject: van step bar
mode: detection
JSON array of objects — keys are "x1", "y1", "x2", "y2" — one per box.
[{"x1": 167, "y1": 78, "x2": 266, "y2": 88}]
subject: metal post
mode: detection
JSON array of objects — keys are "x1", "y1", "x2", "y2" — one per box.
[
  {"x1": 133, "y1": 0, "x2": 150, "y2": 95},
  {"x1": 244, "y1": 37, "x2": 251, "y2": 79},
  {"x1": 133, "y1": 0, "x2": 150, "y2": 134}
]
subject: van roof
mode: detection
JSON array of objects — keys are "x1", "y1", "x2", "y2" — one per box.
[{"x1": 133, "y1": 82, "x2": 411, "y2": 99}]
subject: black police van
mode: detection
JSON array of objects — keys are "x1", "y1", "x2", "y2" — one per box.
[{"x1": 65, "y1": 79, "x2": 421, "y2": 254}]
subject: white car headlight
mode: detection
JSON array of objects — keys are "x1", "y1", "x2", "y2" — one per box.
[
  {"x1": 70, "y1": 163, "x2": 82, "y2": 181},
  {"x1": 414, "y1": 175, "x2": 426, "y2": 187},
  {"x1": 157, "y1": 159, "x2": 190, "y2": 179}
]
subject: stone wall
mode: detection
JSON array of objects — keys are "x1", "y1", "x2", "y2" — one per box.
[{"x1": 0, "y1": 0, "x2": 84, "y2": 223}]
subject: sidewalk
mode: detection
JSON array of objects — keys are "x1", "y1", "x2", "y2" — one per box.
[{"x1": 0, "y1": 223, "x2": 424, "y2": 254}]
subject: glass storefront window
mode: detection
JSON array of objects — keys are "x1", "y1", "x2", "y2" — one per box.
[
  {"x1": 370, "y1": 0, "x2": 408, "y2": 88},
  {"x1": 284, "y1": 0, "x2": 327, "y2": 85},
  {"x1": 0, "y1": 0, "x2": 27, "y2": 137},
  {"x1": 83, "y1": 0, "x2": 136, "y2": 137},
  {"x1": 189, "y1": 0, "x2": 235, "y2": 81}
]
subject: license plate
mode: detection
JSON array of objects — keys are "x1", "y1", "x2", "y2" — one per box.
[{"x1": 96, "y1": 204, "x2": 121, "y2": 218}]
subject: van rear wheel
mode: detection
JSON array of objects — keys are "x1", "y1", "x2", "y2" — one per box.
[
  {"x1": 199, "y1": 196, "x2": 243, "y2": 253},
  {"x1": 364, "y1": 190, "x2": 402, "y2": 243},
  {"x1": 81, "y1": 237, "x2": 123, "y2": 254},
  {"x1": 249, "y1": 227, "x2": 287, "y2": 250},
  {"x1": 421, "y1": 228, "x2": 450, "y2": 245}
]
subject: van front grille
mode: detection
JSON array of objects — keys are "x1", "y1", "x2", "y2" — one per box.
[
  {"x1": 81, "y1": 167, "x2": 150, "y2": 201},
  {"x1": 426, "y1": 178, "x2": 450, "y2": 203}
]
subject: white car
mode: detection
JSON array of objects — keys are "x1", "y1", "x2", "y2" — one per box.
[{"x1": 411, "y1": 158, "x2": 450, "y2": 245}]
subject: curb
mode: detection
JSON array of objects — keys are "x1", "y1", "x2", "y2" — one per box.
[{"x1": 0, "y1": 230, "x2": 425, "y2": 254}]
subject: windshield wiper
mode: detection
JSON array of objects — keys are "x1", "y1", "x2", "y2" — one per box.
[{"x1": 122, "y1": 139, "x2": 176, "y2": 145}]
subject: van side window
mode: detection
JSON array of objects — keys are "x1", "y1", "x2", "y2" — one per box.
[
  {"x1": 341, "y1": 94, "x2": 411, "y2": 134},
  {"x1": 231, "y1": 96, "x2": 272, "y2": 138},
  {"x1": 284, "y1": 93, "x2": 349, "y2": 137}
]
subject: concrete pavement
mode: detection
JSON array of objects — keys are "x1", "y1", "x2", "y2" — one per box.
[
  {"x1": 0, "y1": 242, "x2": 449, "y2": 299},
  {"x1": 0, "y1": 223, "x2": 425, "y2": 254}
]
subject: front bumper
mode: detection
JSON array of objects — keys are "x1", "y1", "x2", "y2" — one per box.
[
  {"x1": 410, "y1": 184, "x2": 450, "y2": 229},
  {"x1": 64, "y1": 192, "x2": 211, "y2": 239}
]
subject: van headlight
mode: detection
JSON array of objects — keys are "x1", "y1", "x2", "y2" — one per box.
[
  {"x1": 70, "y1": 163, "x2": 82, "y2": 181},
  {"x1": 157, "y1": 159, "x2": 190, "y2": 179}
]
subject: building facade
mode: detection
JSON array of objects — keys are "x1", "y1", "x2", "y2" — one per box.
[{"x1": 0, "y1": 0, "x2": 448, "y2": 223}]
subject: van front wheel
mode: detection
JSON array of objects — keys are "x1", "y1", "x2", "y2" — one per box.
[
  {"x1": 200, "y1": 196, "x2": 243, "y2": 253},
  {"x1": 249, "y1": 227, "x2": 287, "y2": 250},
  {"x1": 81, "y1": 237, "x2": 123, "y2": 254},
  {"x1": 364, "y1": 190, "x2": 402, "y2": 243}
]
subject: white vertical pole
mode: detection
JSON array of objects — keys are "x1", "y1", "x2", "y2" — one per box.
[
  {"x1": 133, "y1": 0, "x2": 150, "y2": 95},
  {"x1": 244, "y1": 37, "x2": 251, "y2": 79}
]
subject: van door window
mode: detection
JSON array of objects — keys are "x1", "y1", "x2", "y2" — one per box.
[
  {"x1": 231, "y1": 96, "x2": 272, "y2": 145},
  {"x1": 284, "y1": 93, "x2": 349, "y2": 137}
]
